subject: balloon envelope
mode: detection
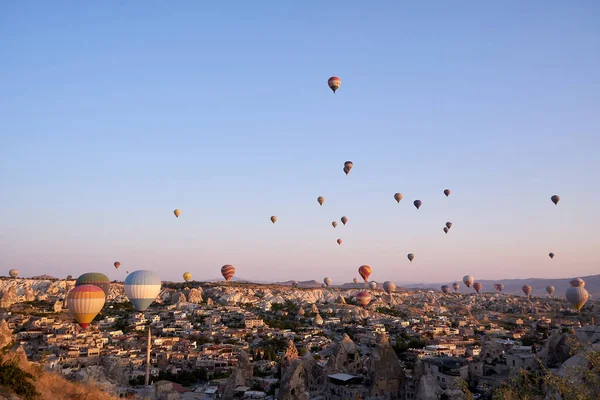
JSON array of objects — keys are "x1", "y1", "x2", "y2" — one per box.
[
  {"x1": 369, "y1": 281, "x2": 377, "y2": 290},
  {"x1": 546, "y1": 286, "x2": 555, "y2": 295},
  {"x1": 221, "y1": 265, "x2": 236, "y2": 281},
  {"x1": 67, "y1": 285, "x2": 106, "y2": 328},
  {"x1": 124, "y1": 270, "x2": 162, "y2": 312},
  {"x1": 413, "y1": 200, "x2": 422, "y2": 209},
  {"x1": 452, "y1": 282, "x2": 460, "y2": 291},
  {"x1": 407, "y1": 253, "x2": 414, "y2": 262},
  {"x1": 522, "y1": 285, "x2": 532, "y2": 296},
  {"x1": 497, "y1": 284, "x2": 504, "y2": 292},
  {"x1": 549, "y1": 252, "x2": 554, "y2": 259},
  {"x1": 317, "y1": 196, "x2": 325, "y2": 206},
  {"x1": 8, "y1": 269, "x2": 18, "y2": 278},
  {"x1": 332, "y1": 221, "x2": 338, "y2": 228},
  {"x1": 551, "y1": 195, "x2": 560, "y2": 205},
  {"x1": 353, "y1": 278, "x2": 359, "y2": 284},
  {"x1": 473, "y1": 282, "x2": 482, "y2": 293},
  {"x1": 566, "y1": 287, "x2": 589, "y2": 311},
  {"x1": 444, "y1": 189, "x2": 451, "y2": 197},
  {"x1": 443, "y1": 227, "x2": 449, "y2": 234},
  {"x1": 358, "y1": 265, "x2": 371, "y2": 282},
  {"x1": 570, "y1": 278, "x2": 585, "y2": 288},
  {"x1": 383, "y1": 281, "x2": 396, "y2": 294},
  {"x1": 328, "y1": 76, "x2": 341, "y2": 93},
  {"x1": 174, "y1": 209, "x2": 181, "y2": 218},
  {"x1": 394, "y1": 193, "x2": 403, "y2": 203},
  {"x1": 355, "y1": 291, "x2": 372, "y2": 307},
  {"x1": 114, "y1": 262, "x2": 120, "y2": 269},
  {"x1": 463, "y1": 275, "x2": 474, "y2": 288},
  {"x1": 75, "y1": 273, "x2": 111, "y2": 298},
  {"x1": 183, "y1": 272, "x2": 192, "y2": 282},
  {"x1": 341, "y1": 216, "x2": 348, "y2": 225},
  {"x1": 270, "y1": 216, "x2": 277, "y2": 224},
  {"x1": 324, "y1": 277, "x2": 332, "y2": 287},
  {"x1": 337, "y1": 239, "x2": 342, "y2": 245},
  {"x1": 446, "y1": 222, "x2": 452, "y2": 229}
]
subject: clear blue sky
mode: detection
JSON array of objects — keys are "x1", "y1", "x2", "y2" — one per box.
[{"x1": 1, "y1": 1, "x2": 599, "y2": 284}]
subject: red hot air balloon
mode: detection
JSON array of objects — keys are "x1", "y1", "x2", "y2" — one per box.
[
  {"x1": 328, "y1": 76, "x2": 341, "y2": 93},
  {"x1": 355, "y1": 291, "x2": 372, "y2": 308},
  {"x1": 473, "y1": 282, "x2": 482, "y2": 293},
  {"x1": 221, "y1": 265, "x2": 236, "y2": 281},
  {"x1": 358, "y1": 265, "x2": 371, "y2": 282}
]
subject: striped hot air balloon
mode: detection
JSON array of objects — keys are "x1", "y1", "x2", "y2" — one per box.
[
  {"x1": 67, "y1": 285, "x2": 106, "y2": 328},
  {"x1": 75, "y1": 273, "x2": 111, "y2": 298},
  {"x1": 355, "y1": 291, "x2": 372, "y2": 308},
  {"x1": 221, "y1": 265, "x2": 235, "y2": 281},
  {"x1": 124, "y1": 270, "x2": 161, "y2": 312},
  {"x1": 358, "y1": 265, "x2": 371, "y2": 282}
]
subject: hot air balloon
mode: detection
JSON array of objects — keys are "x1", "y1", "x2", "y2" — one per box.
[
  {"x1": 444, "y1": 189, "x2": 451, "y2": 197},
  {"x1": 344, "y1": 161, "x2": 353, "y2": 172},
  {"x1": 522, "y1": 285, "x2": 532, "y2": 296},
  {"x1": 473, "y1": 282, "x2": 482, "y2": 293},
  {"x1": 441, "y1": 285, "x2": 451, "y2": 294},
  {"x1": 570, "y1": 278, "x2": 585, "y2": 288},
  {"x1": 183, "y1": 272, "x2": 192, "y2": 282},
  {"x1": 124, "y1": 270, "x2": 162, "y2": 312},
  {"x1": 493, "y1": 283, "x2": 499, "y2": 292},
  {"x1": 353, "y1": 278, "x2": 359, "y2": 284},
  {"x1": 463, "y1": 275, "x2": 474, "y2": 288},
  {"x1": 358, "y1": 265, "x2": 371, "y2": 282},
  {"x1": 549, "y1": 252, "x2": 554, "y2": 259},
  {"x1": 270, "y1": 216, "x2": 277, "y2": 224},
  {"x1": 337, "y1": 239, "x2": 342, "y2": 245},
  {"x1": 383, "y1": 281, "x2": 396, "y2": 295},
  {"x1": 355, "y1": 291, "x2": 372, "y2": 308},
  {"x1": 221, "y1": 265, "x2": 236, "y2": 281},
  {"x1": 369, "y1": 281, "x2": 377, "y2": 290},
  {"x1": 343, "y1": 167, "x2": 350, "y2": 175},
  {"x1": 174, "y1": 209, "x2": 181, "y2": 218},
  {"x1": 328, "y1": 76, "x2": 341, "y2": 93},
  {"x1": 317, "y1": 196, "x2": 325, "y2": 206},
  {"x1": 341, "y1": 216, "x2": 348, "y2": 225},
  {"x1": 292, "y1": 281, "x2": 299, "y2": 288},
  {"x1": 324, "y1": 277, "x2": 332, "y2": 287},
  {"x1": 67, "y1": 285, "x2": 106, "y2": 329},
  {"x1": 497, "y1": 284, "x2": 504, "y2": 292},
  {"x1": 126, "y1": 270, "x2": 129, "y2": 274},
  {"x1": 75, "y1": 273, "x2": 111, "y2": 298},
  {"x1": 443, "y1": 227, "x2": 449, "y2": 234},
  {"x1": 8, "y1": 269, "x2": 18, "y2": 278},
  {"x1": 114, "y1": 262, "x2": 120, "y2": 270},
  {"x1": 394, "y1": 193, "x2": 403, "y2": 203},
  {"x1": 551, "y1": 195, "x2": 560, "y2": 205},
  {"x1": 332, "y1": 221, "x2": 338, "y2": 228},
  {"x1": 446, "y1": 222, "x2": 452, "y2": 229},
  {"x1": 413, "y1": 200, "x2": 422, "y2": 210},
  {"x1": 566, "y1": 279, "x2": 589, "y2": 311},
  {"x1": 546, "y1": 286, "x2": 555, "y2": 296},
  {"x1": 321, "y1": 283, "x2": 326, "y2": 288},
  {"x1": 452, "y1": 282, "x2": 460, "y2": 292},
  {"x1": 407, "y1": 253, "x2": 414, "y2": 262}
]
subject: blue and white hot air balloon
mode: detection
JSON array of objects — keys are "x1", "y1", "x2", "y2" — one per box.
[{"x1": 124, "y1": 270, "x2": 161, "y2": 312}]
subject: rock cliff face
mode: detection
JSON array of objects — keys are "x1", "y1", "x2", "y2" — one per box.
[
  {"x1": 537, "y1": 330, "x2": 573, "y2": 367},
  {"x1": 0, "y1": 285, "x2": 17, "y2": 308},
  {"x1": 222, "y1": 351, "x2": 253, "y2": 400},
  {"x1": 0, "y1": 320, "x2": 13, "y2": 350},
  {"x1": 279, "y1": 351, "x2": 322, "y2": 400},
  {"x1": 187, "y1": 288, "x2": 203, "y2": 304},
  {"x1": 281, "y1": 340, "x2": 299, "y2": 375},
  {"x1": 368, "y1": 334, "x2": 406, "y2": 399},
  {"x1": 324, "y1": 334, "x2": 362, "y2": 375}
]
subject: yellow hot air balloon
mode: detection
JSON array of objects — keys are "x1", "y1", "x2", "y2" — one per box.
[
  {"x1": 183, "y1": 272, "x2": 192, "y2": 282},
  {"x1": 174, "y1": 209, "x2": 181, "y2": 218},
  {"x1": 270, "y1": 216, "x2": 277, "y2": 224},
  {"x1": 317, "y1": 196, "x2": 325, "y2": 206},
  {"x1": 358, "y1": 265, "x2": 371, "y2": 282},
  {"x1": 67, "y1": 285, "x2": 106, "y2": 329},
  {"x1": 394, "y1": 193, "x2": 403, "y2": 203}
]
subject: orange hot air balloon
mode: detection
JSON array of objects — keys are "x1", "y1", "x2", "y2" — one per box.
[
  {"x1": 328, "y1": 76, "x2": 341, "y2": 93},
  {"x1": 67, "y1": 285, "x2": 106, "y2": 329},
  {"x1": 413, "y1": 200, "x2": 422, "y2": 210},
  {"x1": 332, "y1": 221, "x2": 338, "y2": 228},
  {"x1": 341, "y1": 216, "x2": 348, "y2": 225},
  {"x1": 337, "y1": 239, "x2": 342, "y2": 245},
  {"x1": 221, "y1": 265, "x2": 236, "y2": 281},
  {"x1": 317, "y1": 196, "x2": 325, "y2": 206},
  {"x1": 522, "y1": 285, "x2": 532, "y2": 296},
  {"x1": 355, "y1": 291, "x2": 372, "y2": 308},
  {"x1": 114, "y1": 261, "x2": 120, "y2": 269},
  {"x1": 270, "y1": 216, "x2": 277, "y2": 224},
  {"x1": 394, "y1": 193, "x2": 403, "y2": 203},
  {"x1": 473, "y1": 282, "x2": 482, "y2": 293},
  {"x1": 407, "y1": 253, "x2": 414, "y2": 262},
  {"x1": 174, "y1": 209, "x2": 181, "y2": 218},
  {"x1": 358, "y1": 265, "x2": 371, "y2": 282},
  {"x1": 444, "y1": 189, "x2": 451, "y2": 197}
]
